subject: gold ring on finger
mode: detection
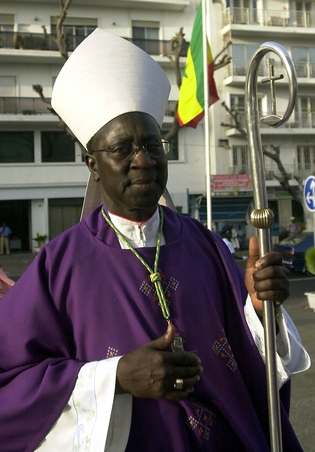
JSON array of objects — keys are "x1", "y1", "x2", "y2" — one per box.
[{"x1": 174, "y1": 378, "x2": 184, "y2": 390}]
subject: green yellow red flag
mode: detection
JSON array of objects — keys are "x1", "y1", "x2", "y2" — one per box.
[{"x1": 176, "y1": 2, "x2": 219, "y2": 128}]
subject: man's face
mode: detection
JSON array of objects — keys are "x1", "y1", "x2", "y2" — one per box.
[{"x1": 85, "y1": 112, "x2": 168, "y2": 221}]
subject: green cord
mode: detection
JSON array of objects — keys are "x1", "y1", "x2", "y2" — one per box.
[{"x1": 101, "y1": 205, "x2": 171, "y2": 320}]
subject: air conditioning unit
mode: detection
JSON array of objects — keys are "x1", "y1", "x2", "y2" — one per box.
[{"x1": 219, "y1": 139, "x2": 230, "y2": 149}]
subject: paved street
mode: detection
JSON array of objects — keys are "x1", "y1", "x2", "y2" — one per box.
[
  {"x1": 0, "y1": 251, "x2": 35, "y2": 282},
  {"x1": 286, "y1": 279, "x2": 315, "y2": 452},
  {"x1": 1, "y1": 252, "x2": 315, "y2": 450},
  {"x1": 234, "y1": 254, "x2": 315, "y2": 450}
]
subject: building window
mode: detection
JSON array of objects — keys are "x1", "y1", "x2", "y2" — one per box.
[
  {"x1": 162, "y1": 130, "x2": 178, "y2": 161},
  {"x1": 294, "y1": 96, "x2": 315, "y2": 127},
  {"x1": 292, "y1": 46, "x2": 308, "y2": 77},
  {"x1": 292, "y1": 46, "x2": 315, "y2": 77},
  {"x1": 229, "y1": 95, "x2": 246, "y2": 128},
  {"x1": 226, "y1": 0, "x2": 254, "y2": 7},
  {"x1": 226, "y1": 1, "x2": 258, "y2": 25},
  {"x1": 232, "y1": 44, "x2": 260, "y2": 76},
  {"x1": 50, "y1": 17, "x2": 97, "y2": 50},
  {"x1": 0, "y1": 14, "x2": 14, "y2": 31},
  {"x1": 289, "y1": 1, "x2": 315, "y2": 27},
  {"x1": 230, "y1": 95, "x2": 245, "y2": 111},
  {"x1": 232, "y1": 145, "x2": 249, "y2": 173},
  {"x1": 41, "y1": 131, "x2": 75, "y2": 162},
  {"x1": 310, "y1": 48, "x2": 315, "y2": 77},
  {"x1": 132, "y1": 21, "x2": 160, "y2": 54},
  {"x1": 297, "y1": 145, "x2": 314, "y2": 171},
  {"x1": 230, "y1": 94, "x2": 262, "y2": 119},
  {"x1": 132, "y1": 21, "x2": 159, "y2": 39},
  {"x1": 0, "y1": 132, "x2": 34, "y2": 163},
  {"x1": 0, "y1": 76, "x2": 16, "y2": 97}
]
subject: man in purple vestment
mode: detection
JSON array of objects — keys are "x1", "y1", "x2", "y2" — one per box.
[{"x1": 0, "y1": 30, "x2": 310, "y2": 452}]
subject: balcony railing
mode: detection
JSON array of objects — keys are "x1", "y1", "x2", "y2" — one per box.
[
  {"x1": 294, "y1": 62, "x2": 315, "y2": 78},
  {"x1": 0, "y1": 97, "x2": 52, "y2": 115},
  {"x1": 0, "y1": 97, "x2": 177, "y2": 117},
  {"x1": 229, "y1": 165, "x2": 314, "y2": 181},
  {"x1": 226, "y1": 59, "x2": 315, "y2": 79},
  {"x1": 229, "y1": 165, "x2": 249, "y2": 175},
  {"x1": 0, "y1": 32, "x2": 58, "y2": 51},
  {"x1": 222, "y1": 7, "x2": 315, "y2": 28},
  {"x1": 227, "y1": 59, "x2": 265, "y2": 77},
  {"x1": 127, "y1": 38, "x2": 188, "y2": 57},
  {"x1": 225, "y1": 111, "x2": 315, "y2": 130},
  {"x1": 0, "y1": 31, "x2": 188, "y2": 57}
]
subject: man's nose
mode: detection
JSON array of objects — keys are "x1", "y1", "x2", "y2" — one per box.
[{"x1": 131, "y1": 146, "x2": 155, "y2": 164}]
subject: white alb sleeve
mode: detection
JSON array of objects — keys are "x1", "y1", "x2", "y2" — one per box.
[
  {"x1": 244, "y1": 295, "x2": 311, "y2": 387},
  {"x1": 35, "y1": 357, "x2": 132, "y2": 452}
]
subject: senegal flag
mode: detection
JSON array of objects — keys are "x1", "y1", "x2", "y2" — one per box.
[{"x1": 176, "y1": 2, "x2": 219, "y2": 128}]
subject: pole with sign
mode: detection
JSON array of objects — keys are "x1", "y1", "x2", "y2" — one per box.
[{"x1": 304, "y1": 176, "x2": 315, "y2": 247}]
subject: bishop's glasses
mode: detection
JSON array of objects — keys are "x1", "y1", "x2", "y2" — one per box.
[{"x1": 88, "y1": 139, "x2": 170, "y2": 161}]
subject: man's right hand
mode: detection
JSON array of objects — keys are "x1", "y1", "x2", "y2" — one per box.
[{"x1": 116, "y1": 322, "x2": 203, "y2": 401}]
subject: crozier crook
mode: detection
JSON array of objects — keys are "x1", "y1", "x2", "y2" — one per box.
[{"x1": 245, "y1": 42, "x2": 297, "y2": 452}]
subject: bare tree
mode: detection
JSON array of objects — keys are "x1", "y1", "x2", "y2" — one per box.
[
  {"x1": 42, "y1": 0, "x2": 73, "y2": 63},
  {"x1": 220, "y1": 101, "x2": 304, "y2": 207},
  {"x1": 32, "y1": 0, "x2": 85, "y2": 152}
]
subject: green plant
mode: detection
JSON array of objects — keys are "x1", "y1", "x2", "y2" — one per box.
[
  {"x1": 33, "y1": 233, "x2": 47, "y2": 246},
  {"x1": 305, "y1": 247, "x2": 315, "y2": 275},
  {"x1": 296, "y1": 220, "x2": 306, "y2": 231}
]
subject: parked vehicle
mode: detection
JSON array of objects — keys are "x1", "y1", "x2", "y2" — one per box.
[{"x1": 273, "y1": 232, "x2": 314, "y2": 272}]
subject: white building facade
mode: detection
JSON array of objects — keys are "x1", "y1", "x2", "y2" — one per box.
[
  {"x1": 0, "y1": 0, "x2": 314, "y2": 251},
  {"x1": 216, "y1": 0, "x2": 315, "y2": 238}
]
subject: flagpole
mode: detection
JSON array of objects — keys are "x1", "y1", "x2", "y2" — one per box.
[{"x1": 202, "y1": 0, "x2": 212, "y2": 230}]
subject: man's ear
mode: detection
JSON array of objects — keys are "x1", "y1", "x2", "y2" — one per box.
[{"x1": 84, "y1": 154, "x2": 100, "y2": 182}]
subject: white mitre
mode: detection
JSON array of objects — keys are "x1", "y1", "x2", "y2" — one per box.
[{"x1": 51, "y1": 29, "x2": 173, "y2": 218}]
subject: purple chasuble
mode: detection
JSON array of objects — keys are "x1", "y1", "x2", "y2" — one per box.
[{"x1": 0, "y1": 206, "x2": 302, "y2": 451}]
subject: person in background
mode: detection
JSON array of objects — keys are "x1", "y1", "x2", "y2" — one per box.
[
  {"x1": 221, "y1": 231, "x2": 235, "y2": 255},
  {"x1": 0, "y1": 30, "x2": 310, "y2": 452},
  {"x1": 231, "y1": 226, "x2": 240, "y2": 250},
  {"x1": 221, "y1": 220, "x2": 232, "y2": 236},
  {"x1": 287, "y1": 216, "x2": 301, "y2": 237},
  {"x1": 0, "y1": 222, "x2": 12, "y2": 256},
  {"x1": 0, "y1": 265, "x2": 14, "y2": 299}
]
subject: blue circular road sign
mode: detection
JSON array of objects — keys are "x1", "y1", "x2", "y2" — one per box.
[{"x1": 304, "y1": 176, "x2": 315, "y2": 212}]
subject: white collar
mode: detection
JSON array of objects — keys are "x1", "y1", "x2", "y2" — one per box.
[{"x1": 108, "y1": 208, "x2": 165, "y2": 248}]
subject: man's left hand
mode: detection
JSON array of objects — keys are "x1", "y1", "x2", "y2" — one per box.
[{"x1": 245, "y1": 236, "x2": 290, "y2": 317}]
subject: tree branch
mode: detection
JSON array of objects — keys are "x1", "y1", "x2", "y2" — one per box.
[
  {"x1": 32, "y1": 85, "x2": 53, "y2": 109},
  {"x1": 213, "y1": 40, "x2": 232, "y2": 71},
  {"x1": 220, "y1": 103, "x2": 303, "y2": 203},
  {"x1": 32, "y1": 0, "x2": 88, "y2": 154},
  {"x1": 163, "y1": 28, "x2": 186, "y2": 89},
  {"x1": 54, "y1": 0, "x2": 73, "y2": 62},
  {"x1": 164, "y1": 115, "x2": 180, "y2": 142},
  {"x1": 221, "y1": 101, "x2": 247, "y2": 137}
]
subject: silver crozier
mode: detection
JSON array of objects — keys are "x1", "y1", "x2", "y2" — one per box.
[{"x1": 245, "y1": 42, "x2": 297, "y2": 452}]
